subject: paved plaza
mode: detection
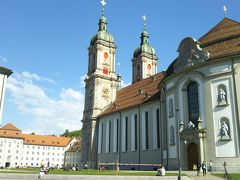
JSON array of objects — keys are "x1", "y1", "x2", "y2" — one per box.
[{"x1": 0, "y1": 172, "x2": 225, "y2": 180}]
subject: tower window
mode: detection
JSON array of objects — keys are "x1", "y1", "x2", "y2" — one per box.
[
  {"x1": 103, "y1": 67, "x2": 109, "y2": 75},
  {"x1": 147, "y1": 64, "x2": 151, "y2": 70},
  {"x1": 104, "y1": 52, "x2": 108, "y2": 60}
]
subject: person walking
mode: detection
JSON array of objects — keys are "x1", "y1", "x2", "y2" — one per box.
[
  {"x1": 223, "y1": 162, "x2": 230, "y2": 179},
  {"x1": 209, "y1": 160, "x2": 213, "y2": 173},
  {"x1": 197, "y1": 162, "x2": 201, "y2": 176},
  {"x1": 202, "y1": 161, "x2": 207, "y2": 176}
]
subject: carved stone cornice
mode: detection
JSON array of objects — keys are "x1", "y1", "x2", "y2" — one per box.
[{"x1": 174, "y1": 37, "x2": 210, "y2": 72}]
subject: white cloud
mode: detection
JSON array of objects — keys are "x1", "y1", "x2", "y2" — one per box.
[
  {"x1": 0, "y1": 56, "x2": 8, "y2": 62},
  {"x1": 21, "y1": 71, "x2": 56, "y2": 84},
  {"x1": 6, "y1": 72, "x2": 84, "y2": 135}
]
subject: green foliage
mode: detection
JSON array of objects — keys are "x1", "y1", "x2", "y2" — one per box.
[
  {"x1": 48, "y1": 169, "x2": 182, "y2": 176},
  {"x1": 61, "y1": 129, "x2": 82, "y2": 138}
]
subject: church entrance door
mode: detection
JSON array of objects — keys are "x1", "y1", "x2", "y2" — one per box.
[{"x1": 187, "y1": 142, "x2": 198, "y2": 170}]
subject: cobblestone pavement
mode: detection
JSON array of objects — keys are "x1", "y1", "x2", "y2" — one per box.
[{"x1": 183, "y1": 171, "x2": 223, "y2": 180}]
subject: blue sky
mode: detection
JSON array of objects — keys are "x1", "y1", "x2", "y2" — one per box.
[{"x1": 0, "y1": 0, "x2": 239, "y2": 135}]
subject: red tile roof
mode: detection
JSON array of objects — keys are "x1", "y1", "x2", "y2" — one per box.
[
  {"x1": 0, "y1": 123, "x2": 72, "y2": 147},
  {"x1": 166, "y1": 18, "x2": 240, "y2": 76},
  {"x1": 0, "y1": 123, "x2": 21, "y2": 132},
  {"x1": 101, "y1": 73, "x2": 164, "y2": 116},
  {"x1": 66, "y1": 141, "x2": 81, "y2": 152},
  {"x1": 199, "y1": 18, "x2": 240, "y2": 60}
]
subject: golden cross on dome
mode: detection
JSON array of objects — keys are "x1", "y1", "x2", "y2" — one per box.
[
  {"x1": 223, "y1": 5, "x2": 227, "y2": 18},
  {"x1": 142, "y1": 15, "x2": 147, "y2": 30},
  {"x1": 101, "y1": 0, "x2": 106, "y2": 15}
]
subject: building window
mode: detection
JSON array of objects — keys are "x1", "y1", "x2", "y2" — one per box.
[
  {"x1": 131, "y1": 114, "x2": 138, "y2": 151},
  {"x1": 187, "y1": 82, "x2": 199, "y2": 127},
  {"x1": 117, "y1": 119, "x2": 119, "y2": 152},
  {"x1": 125, "y1": 116, "x2": 128, "y2": 151},
  {"x1": 98, "y1": 123, "x2": 104, "y2": 154},
  {"x1": 108, "y1": 121, "x2": 111, "y2": 153},
  {"x1": 156, "y1": 108, "x2": 160, "y2": 149},
  {"x1": 145, "y1": 111, "x2": 149, "y2": 150},
  {"x1": 8, "y1": 150, "x2": 11, "y2": 153},
  {"x1": 105, "y1": 121, "x2": 111, "y2": 153},
  {"x1": 122, "y1": 116, "x2": 128, "y2": 152},
  {"x1": 134, "y1": 114, "x2": 138, "y2": 150}
]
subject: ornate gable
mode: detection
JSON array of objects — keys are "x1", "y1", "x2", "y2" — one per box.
[{"x1": 173, "y1": 37, "x2": 210, "y2": 72}]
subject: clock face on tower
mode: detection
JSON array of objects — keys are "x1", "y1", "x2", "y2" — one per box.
[{"x1": 104, "y1": 52, "x2": 108, "y2": 61}]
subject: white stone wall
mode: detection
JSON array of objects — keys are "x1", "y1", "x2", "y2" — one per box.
[
  {"x1": 0, "y1": 137, "x2": 75, "y2": 168},
  {"x1": 0, "y1": 138, "x2": 23, "y2": 167}
]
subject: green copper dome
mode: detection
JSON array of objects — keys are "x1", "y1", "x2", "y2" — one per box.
[
  {"x1": 133, "y1": 30, "x2": 156, "y2": 58},
  {"x1": 90, "y1": 16, "x2": 115, "y2": 47}
]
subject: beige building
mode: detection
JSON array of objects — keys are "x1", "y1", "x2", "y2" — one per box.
[
  {"x1": 81, "y1": 5, "x2": 240, "y2": 171},
  {"x1": 64, "y1": 140, "x2": 82, "y2": 168}
]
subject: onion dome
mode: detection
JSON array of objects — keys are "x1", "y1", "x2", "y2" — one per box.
[
  {"x1": 133, "y1": 29, "x2": 156, "y2": 58},
  {"x1": 90, "y1": 15, "x2": 115, "y2": 47}
]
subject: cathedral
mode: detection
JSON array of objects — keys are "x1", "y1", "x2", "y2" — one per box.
[{"x1": 82, "y1": 2, "x2": 240, "y2": 171}]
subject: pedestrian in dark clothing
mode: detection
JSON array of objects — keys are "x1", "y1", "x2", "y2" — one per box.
[
  {"x1": 197, "y1": 163, "x2": 201, "y2": 176},
  {"x1": 202, "y1": 161, "x2": 207, "y2": 176},
  {"x1": 223, "y1": 162, "x2": 230, "y2": 179}
]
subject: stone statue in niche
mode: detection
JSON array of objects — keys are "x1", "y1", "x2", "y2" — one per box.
[
  {"x1": 218, "y1": 88, "x2": 227, "y2": 105},
  {"x1": 220, "y1": 121, "x2": 230, "y2": 140},
  {"x1": 168, "y1": 99, "x2": 174, "y2": 117},
  {"x1": 188, "y1": 121, "x2": 195, "y2": 129}
]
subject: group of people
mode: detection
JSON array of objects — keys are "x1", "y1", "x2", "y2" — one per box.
[
  {"x1": 195, "y1": 160, "x2": 228, "y2": 177},
  {"x1": 196, "y1": 161, "x2": 209, "y2": 176}
]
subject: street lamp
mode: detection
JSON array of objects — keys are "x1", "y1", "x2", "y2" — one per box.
[{"x1": 176, "y1": 108, "x2": 183, "y2": 180}]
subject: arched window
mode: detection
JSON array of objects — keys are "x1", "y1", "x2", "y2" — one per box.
[{"x1": 187, "y1": 82, "x2": 199, "y2": 127}]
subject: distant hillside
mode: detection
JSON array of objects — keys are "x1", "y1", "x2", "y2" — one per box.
[{"x1": 61, "y1": 129, "x2": 82, "y2": 138}]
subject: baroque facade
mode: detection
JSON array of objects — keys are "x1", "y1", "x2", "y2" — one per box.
[{"x1": 82, "y1": 10, "x2": 240, "y2": 171}]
